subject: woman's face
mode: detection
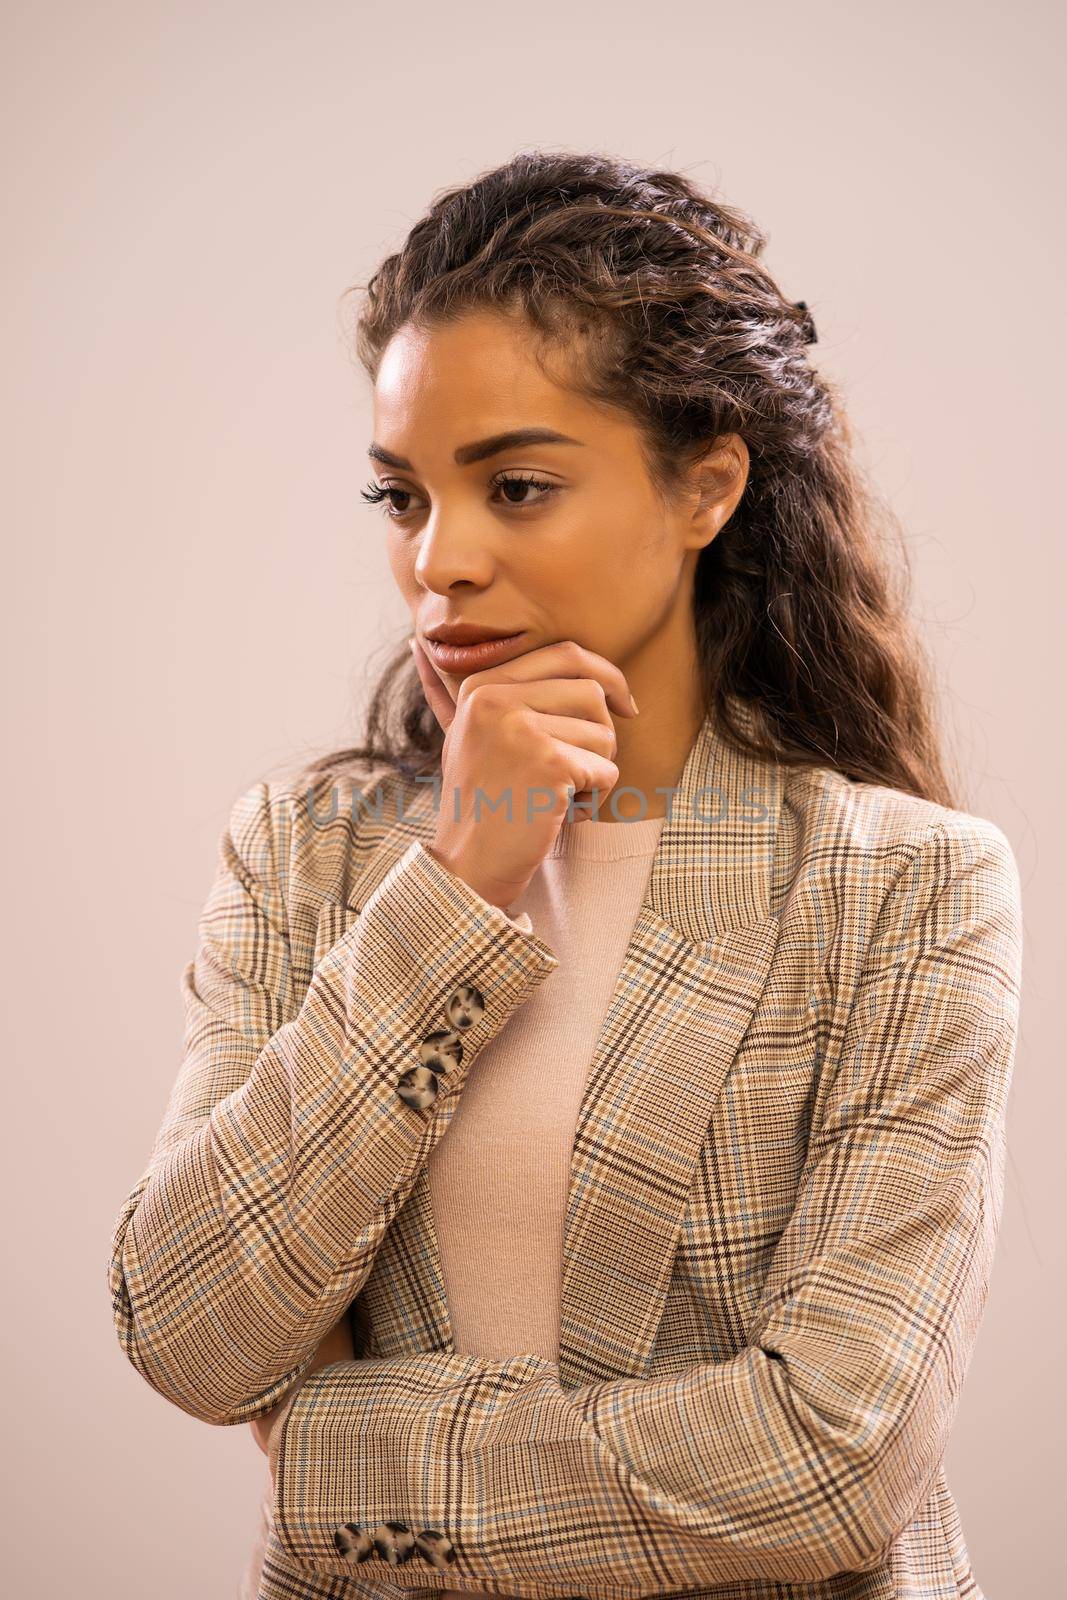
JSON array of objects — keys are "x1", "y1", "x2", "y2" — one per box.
[{"x1": 366, "y1": 307, "x2": 747, "y2": 706}]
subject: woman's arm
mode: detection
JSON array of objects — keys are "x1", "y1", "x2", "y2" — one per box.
[
  {"x1": 269, "y1": 818, "x2": 1023, "y2": 1592},
  {"x1": 108, "y1": 778, "x2": 558, "y2": 1427}
]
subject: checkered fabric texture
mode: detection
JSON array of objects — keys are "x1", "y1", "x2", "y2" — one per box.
[{"x1": 108, "y1": 703, "x2": 1023, "y2": 1600}]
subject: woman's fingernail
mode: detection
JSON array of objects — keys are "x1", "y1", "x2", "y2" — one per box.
[{"x1": 630, "y1": 693, "x2": 639, "y2": 714}]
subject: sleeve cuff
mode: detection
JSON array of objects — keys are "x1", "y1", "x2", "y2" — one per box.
[{"x1": 406, "y1": 841, "x2": 541, "y2": 946}]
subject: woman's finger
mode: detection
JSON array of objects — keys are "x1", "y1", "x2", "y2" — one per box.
[{"x1": 409, "y1": 636, "x2": 457, "y2": 730}]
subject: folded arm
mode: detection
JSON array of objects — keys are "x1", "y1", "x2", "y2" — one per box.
[
  {"x1": 271, "y1": 818, "x2": 1023, "y2": 1593},
  {"x1": 108, "y1": 780, "x2": 559, "y2": 1426}
]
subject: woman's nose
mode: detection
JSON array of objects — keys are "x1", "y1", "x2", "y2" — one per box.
[{"x1": 413, "y1": 515, "x2": 495, "y2": 593}]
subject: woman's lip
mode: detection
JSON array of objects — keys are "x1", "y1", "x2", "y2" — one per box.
[{"x1": 423, "y1": 631, "x2": 528, "y2": 671}]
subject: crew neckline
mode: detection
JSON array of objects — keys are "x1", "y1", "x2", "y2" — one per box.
[{"x1": 547, "y1": 813, "x2": 667, "y2": 860}]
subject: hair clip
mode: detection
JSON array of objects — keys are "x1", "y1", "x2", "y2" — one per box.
[{"x1": 792, "y1": 300, "x2": 818, "y2": 345}]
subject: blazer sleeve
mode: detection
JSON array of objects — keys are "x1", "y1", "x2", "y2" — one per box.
[
  {"x1": 107, "y1": 779, "x2": 559, "y2": 1426},
  {"x1": 270, "y1": 816, "x2": 1024, "y2": 1593}
]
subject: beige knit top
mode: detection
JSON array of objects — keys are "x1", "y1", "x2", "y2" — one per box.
[{"x1": 241, "y1": 812, "x2": 666, "y2": 1599}]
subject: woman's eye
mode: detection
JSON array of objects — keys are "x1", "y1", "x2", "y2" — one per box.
[
  {"x1": 492, "y1": 472, "x2": 557, "y2": 507},
  {"x1": 360, "y1": 473, "x2": 558, "y2": 521},
  {"x1": 360, "y1": 482, "x2": 414, "y2": 517}
]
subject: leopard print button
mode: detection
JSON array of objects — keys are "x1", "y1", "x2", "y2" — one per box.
[
  {"x1": 394, "y1": 991, "x2": 483, "y2": 1111},
  {"x1": 414, "y1": 1528, "x2": 457, "y2": 1570},
  {"x1": 334, "y1": 1523, "x2": 373, "y2": 1562},
  {"x1": 418, "y1": 1029, "x2": 464, "y2": 1075},
  {"x1": 396, "y1": 1064, "x2": 443, "y2": 1111},
  {"x1": 336, "y1": 1522, "x2": 457, "y2": 1570},
  {"x1": 444, "y1": 983, "x2": 485, "y2": 1031},
  {"x1": 371, "y1": 1520, "x2": 416, "y2": 1564}
]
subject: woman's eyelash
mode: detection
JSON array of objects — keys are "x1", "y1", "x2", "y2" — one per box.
[
  {"x1": 360, "y1": 473, "x2": 558, "y2": 517},
  {"x1": 360, "y1": 482, "x2": 396, "y2": 509}
]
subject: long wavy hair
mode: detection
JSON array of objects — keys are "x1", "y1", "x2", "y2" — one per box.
[{"x1": 295, "y1": 149, "x2": 959, "y2": 808}]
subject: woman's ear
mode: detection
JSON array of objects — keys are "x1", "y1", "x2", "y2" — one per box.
[{"x1": 685, "y1": 433, "x2": 750, "y2": 550}]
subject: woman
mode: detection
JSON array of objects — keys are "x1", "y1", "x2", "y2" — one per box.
[{"x1": 109, "y1": 151, "x2": 1022, "y2": 1600}]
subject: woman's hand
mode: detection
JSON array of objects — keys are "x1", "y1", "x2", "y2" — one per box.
[
  {"x1": 249, "y1": 1311, "x2": 356, "y2": 1458},
  {"x1": 410, "y1": 635, "x2": 638, "y2": 911}
]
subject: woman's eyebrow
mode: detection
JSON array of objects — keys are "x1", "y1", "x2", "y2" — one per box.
[{"x1": 367, "y1": 428, "x2": 584, "y2": 471}]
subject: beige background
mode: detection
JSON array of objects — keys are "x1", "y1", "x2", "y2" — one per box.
[{"x1": 3, "y1": 1, "x2": 1061, "y2": 1594}]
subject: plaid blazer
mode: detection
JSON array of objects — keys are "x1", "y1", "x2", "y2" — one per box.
[{"x1": 108, "y1": 702, "x2": 1023, "y2": 1600}]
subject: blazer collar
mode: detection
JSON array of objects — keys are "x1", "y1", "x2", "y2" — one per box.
[{"x1": 341, "y1": 700, "x2": 785, "y2": 1388}]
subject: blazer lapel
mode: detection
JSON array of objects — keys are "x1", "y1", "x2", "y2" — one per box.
[
  {"x1": 323, "y1": 703, "x2": 783, "y2": 1386},
  {"x1": 555, "y1": 703, "x2": 783, "y2": 1387}
]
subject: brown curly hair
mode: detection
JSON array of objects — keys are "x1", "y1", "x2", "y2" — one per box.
[{"x1": 296, "y1": 149, "x2": 959, "y2": 808}]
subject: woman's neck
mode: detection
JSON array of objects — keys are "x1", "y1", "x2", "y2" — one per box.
[{"x1": 585, "y1": 684, "x2": 706, "y2": 822}]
